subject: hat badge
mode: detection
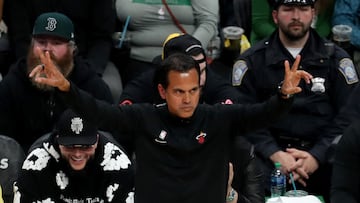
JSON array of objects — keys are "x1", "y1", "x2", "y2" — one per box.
[
  {"x1": 71, "y1": 117, "x2": 83, "y2": 134},
  {"x1": 45, "y1": 17, "x2": 57, "y2": 32},
  {"x1": 284, "y1": 0, "x2": 306, "y2": 3}
]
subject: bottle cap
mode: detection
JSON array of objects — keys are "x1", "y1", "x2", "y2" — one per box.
[{"x1": 275, "y1": 162, "x2": 281, "y2": 168}]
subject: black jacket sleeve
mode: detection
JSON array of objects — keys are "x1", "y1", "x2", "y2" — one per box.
[{"x1": 331, "y1": 120, "x2": 360, "y2": 203}]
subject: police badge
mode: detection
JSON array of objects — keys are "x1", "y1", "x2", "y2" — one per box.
[{"x1": 311, "y1": 77, "x2": 325, "y2": 93}]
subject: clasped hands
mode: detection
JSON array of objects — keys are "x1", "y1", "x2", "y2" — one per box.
[{"x1": 271, "y1": 149, "x2": 319, "y2": 187}]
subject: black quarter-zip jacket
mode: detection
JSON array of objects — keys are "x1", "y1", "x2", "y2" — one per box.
[{"x1": 59, "y1": 82, "x2": 293, "y2": 203}]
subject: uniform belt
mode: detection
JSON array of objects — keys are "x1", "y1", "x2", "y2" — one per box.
[{"x1": 276, "y1": 135, "x2": 314, "y2": 151}]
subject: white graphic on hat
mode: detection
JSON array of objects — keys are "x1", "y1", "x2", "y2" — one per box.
[
  {"x1": 46, "y1": 17, "x2": 57, "y2": 31},
  {"x1": 284, "y1": 0, "x2": 307, "y2": 3},
  {"x1": 71, "y1": 117, "x2": 83, "y2": 134}
]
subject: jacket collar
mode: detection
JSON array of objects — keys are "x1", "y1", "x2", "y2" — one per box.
[{"x1": 264, "y1": 28, "x2": 330, "y2": 67}]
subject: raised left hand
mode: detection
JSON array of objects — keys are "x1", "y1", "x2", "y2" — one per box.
[{"x1": 281, "y1": 55, "x2": 313, "y2": 96}]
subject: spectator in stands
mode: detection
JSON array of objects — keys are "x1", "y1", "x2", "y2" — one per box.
[
  {"x1": 0, "y1": 12, "x2": 113, "y2": 151},
  {"x1": 0, "y1": 0, "x2": 13, "y2": 78},
  {"x1": 219, "y1": 0, "x2": 252, "y2": 39},
  {"x1": 14, "y1": 109, "x2": 134, "y2": 203},
  {"x1": 5, "y1": 0, "x2": 121, "y2": 102},
  {"x1": 0, "y1": 186, "x2": 3, "y2": 203},
  {"x1": 119, "y1": 33, "x2": 244, "y2": 106},
  {"x1": 251, "y1": 0, "x2": 334, "y2": 44},
  {"x1": 232, "y1": 0, "x2": 357, "y2": 201},
  {"x1": 0, "y1": 135, "x2": 25, "y2": 203},
  {"x1": 114, "y1": 0, "x2": 219, "y2": 85}
]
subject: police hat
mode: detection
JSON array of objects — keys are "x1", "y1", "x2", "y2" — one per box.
[{"x1": 273, "y1": 0, "x2": 316, "y2": 9}]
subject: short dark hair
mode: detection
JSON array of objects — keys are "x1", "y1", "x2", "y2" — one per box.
[{"x1": 155, "y1": 53, "x2": 200, "y2": 89}]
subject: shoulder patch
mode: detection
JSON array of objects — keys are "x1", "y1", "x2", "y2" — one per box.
[
  {"x1": 232, "y1": 60, "x2": 248, "y2": 86},
  {"x1": 338, "y1": 58, "x2": 359, "y2": 84}
]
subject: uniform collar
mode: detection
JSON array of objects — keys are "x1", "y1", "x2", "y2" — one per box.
[{"x1": 264, "y1": 28, "x2": 330, "y2": 67}]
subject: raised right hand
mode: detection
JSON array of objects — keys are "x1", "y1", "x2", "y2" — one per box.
[{"x1": 29, "y1": 47, "x2": 70, "y2": 92}]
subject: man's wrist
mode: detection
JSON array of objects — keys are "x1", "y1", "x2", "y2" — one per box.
[
  {"x1": 277, "y1": 81, "x2": 293, "y2": 99},
  {"x1": 59, "y1": 80, "x2": 70, "y2": 92}
]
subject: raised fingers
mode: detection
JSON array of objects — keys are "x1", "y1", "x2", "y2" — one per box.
[
  {"x1": 228, "y1": 162, "x2": 234, "y2": 186},
  {"x1": 29, "y1": 64, "x2": 44, "y2": 78},
  {"x1": 291, "y1": 55, "x2": 301, "y2": 72}
]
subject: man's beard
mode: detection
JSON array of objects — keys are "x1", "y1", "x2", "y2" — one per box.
[
  {"x1": 27, "y1": 48, "x2": 74, "y2": 91},
  {"x1": 280, "y1": 21, "x2": 310, "y2": 41}
]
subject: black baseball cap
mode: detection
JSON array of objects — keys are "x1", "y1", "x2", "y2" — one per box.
[
  {"x1": 162, "y1": 33, "x2": 205, "y2": 60},
  {"x1": 56, "y1": 109, "x2": 97, "y2": 146},
  {"x1": 32, "y1": 12, "x2": 75, "y2": 41},
  {"x1": 273, "y1": 0, "x2": 316, "y2": 9}
]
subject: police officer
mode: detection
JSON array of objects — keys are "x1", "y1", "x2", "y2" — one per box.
[{"x1": 232, "y1": 0, "x2": 358, "y2": 200}]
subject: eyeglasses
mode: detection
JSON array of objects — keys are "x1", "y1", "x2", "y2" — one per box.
[{"x1": 60, "y1": 144, "x2": 96, "y2": 151}]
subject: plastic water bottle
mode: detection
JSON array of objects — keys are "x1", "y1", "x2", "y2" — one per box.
[{"x1": 270, "y1": 162, "x2": 286, "y2": 197}]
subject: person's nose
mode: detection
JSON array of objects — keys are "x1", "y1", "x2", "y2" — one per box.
[
  {"x1": 183, "y1": 92, "x2": 191, "y2": 104},
  {"x1": 40, "y1": 42, "x2": 53, "y2": 52},
  {"x1": 292, "y1": 8, "x2": 301, "y2": 20},
  {"x1": 72, "y1": 148, "x2": 83, "y2": 156}
]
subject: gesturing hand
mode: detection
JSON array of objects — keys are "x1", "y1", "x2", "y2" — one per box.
[
  {"x1": 29, "y1": 47, "x2": 70, "y2": 92},
  {"x1": 280, "y1": 55, "x2": 313, "y2": 96}
]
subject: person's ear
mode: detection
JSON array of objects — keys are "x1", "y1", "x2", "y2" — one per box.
[
  {"x1": 158, "y1": 84, "x2": 166, "y2": 99},
  {"x1": 272, "y1": 10, "x2": 279, "y2": 25},
  {"x1": 93, "y1": 134, "x2": 99, "y2": 148},
  {"x1": 72, "y1": 45, "x2": 78, "y2": 55}
]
